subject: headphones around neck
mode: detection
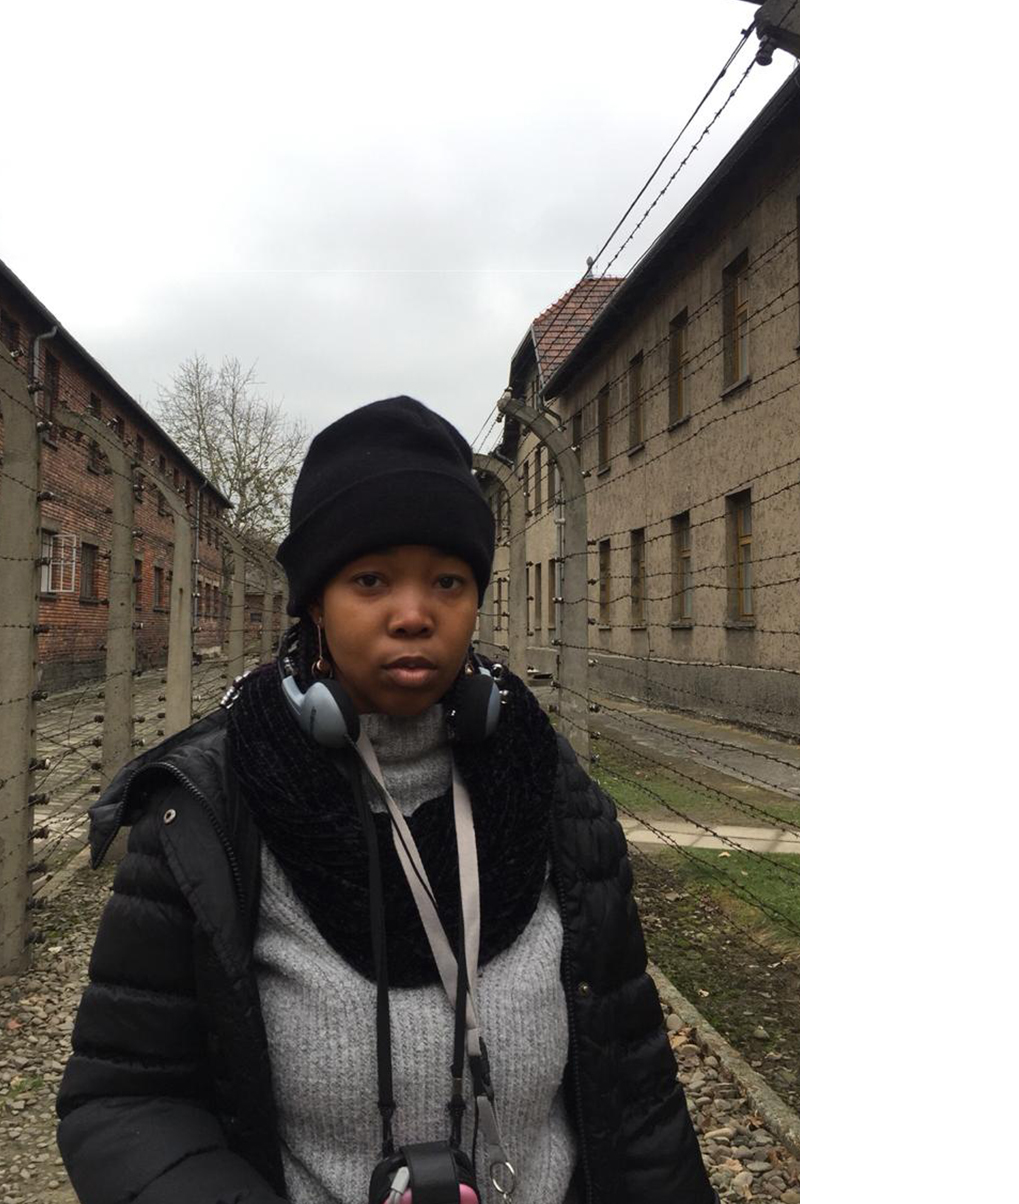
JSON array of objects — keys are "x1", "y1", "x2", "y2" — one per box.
[{"x1": 277, "y1": 623, "x2": 506, "y2": 749}]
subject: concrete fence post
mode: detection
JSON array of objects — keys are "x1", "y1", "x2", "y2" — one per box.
[
  {"x1": 224, "y1": 530, "x2": 247, "y2": 683},
  {"x1": 497, "y1": 390, "x2": 590, "y2": 765},
  {"x1": 56, "y1": 405, "x2": 136, "y2": 787},
  {"x1": 0, "y1": 354, "x2": 42, "y2": 975},
  {"x1": 259, "y1": 559, "x2": 273, "y2": 665},
  {"x1": 273, "y1": 565, "x2": 286, "y2": 649},
  {"x1": 472, "y1": 452, "x2": 525, "y2": 673},
  {"x1": 164, "y1": 492, "x2": 194, "y2": 734}
]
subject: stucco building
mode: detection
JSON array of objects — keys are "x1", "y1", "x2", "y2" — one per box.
[{"x1": 483, "y1": 70, "x2": 799, "y2": 736}]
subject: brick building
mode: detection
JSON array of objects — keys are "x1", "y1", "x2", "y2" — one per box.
[
  {"x1": 0, "y1": 259, "x2": 232, "y2": 691},
  {"x1": 484, "y1": 71, "x2": 799, "y2": 736}
]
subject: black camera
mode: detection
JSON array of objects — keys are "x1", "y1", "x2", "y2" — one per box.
[{"x1": 369, "y1": 1141, "x2": 480, "y2": 1204}]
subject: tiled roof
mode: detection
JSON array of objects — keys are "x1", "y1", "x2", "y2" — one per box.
[{"x1": 531, "y1": 276, "x2": 623, "y2": 383}]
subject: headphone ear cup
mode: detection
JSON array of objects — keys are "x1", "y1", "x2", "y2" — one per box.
[
  {"x1": 448, "y1": 670, "x2": 501, "y2": 744},
  {"x1": 302, "y1": 678, "x2": 361, "y2": 747}
]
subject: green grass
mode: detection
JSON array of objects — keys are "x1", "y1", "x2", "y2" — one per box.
[{"x1": 631, "y1": 846, "x2": 800, "y2": 1110}]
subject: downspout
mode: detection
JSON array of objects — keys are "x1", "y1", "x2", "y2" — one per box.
[{"x1": 30, "y1": 325, "x2": 60, "y2": 397}]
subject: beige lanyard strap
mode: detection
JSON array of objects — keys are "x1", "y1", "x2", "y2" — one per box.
[{"x1": 354, "y1": 731, "x2": 516, "y2": 1197}]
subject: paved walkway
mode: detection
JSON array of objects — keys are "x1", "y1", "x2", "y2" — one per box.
[
  {"x1": 621, "y1": 817, "x2": 799, "y2": 854},
  {"x1": 582, "y1": 691, "x2": 799, "y2": 800}
]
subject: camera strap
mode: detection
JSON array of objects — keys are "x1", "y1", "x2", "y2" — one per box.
[{"x1": 354, "y1": 731, "x2": 516, "y2": 1198}]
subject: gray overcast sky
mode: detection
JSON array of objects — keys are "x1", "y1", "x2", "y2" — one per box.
[{"x1": 1, "y1": 0, "x2": 795, "y2": 454}]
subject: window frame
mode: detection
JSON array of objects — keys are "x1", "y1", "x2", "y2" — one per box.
[
  {"x1": 670, "y1": 512, "x2": 693, "y2": 622},
  {"x1": 598, "y1": 539, "x2": 611, "y2": 626},
  {"x1": 630, "y1": 528, "x2": 646, "y2": 627},
  {"x1": 668, "y1": 310, "x2": 691, "y2": 424},
  {"x1": 727, "y1": 490, "x2": 754, "y2": 620},
  {"x1": 628, "y1": 351, "x2": 644, "y2": 448},
  {"x1": 596, "y1": 386, "x2": 610, "y2": 470},
  {"x1": 723, "y1": 250, "x2": 750, "y2": 388},
  {"x1": 79, "y1": 541, "x2": 100, "y2": 602}
]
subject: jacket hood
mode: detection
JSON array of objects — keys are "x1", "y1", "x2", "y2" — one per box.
[{"x1": 88, "y1": 707, "x2": 232, "y2": 868}]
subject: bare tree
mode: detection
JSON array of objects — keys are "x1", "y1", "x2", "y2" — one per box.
[{"x1": 156, "y1": 354, "x2": 307, "y2": 542}]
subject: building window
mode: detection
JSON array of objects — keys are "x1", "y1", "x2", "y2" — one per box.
[
  {"x1": 522, "y1": 458, "x2": 530, "y2": 514},
  {"x1": 135, "y1": 431, "x2": 145, "y2": 461},
  {"x1": 133, "y1": 558, "x2": 143, "y2": 609},
  {"x1": 40, "y1": 530, "x2": 57, "y2": 593},
  {"x1": 213, "y1": 585, "x2": 220, "y2": 619},
  {"x1": 669, "y1": 311, "x2": 690, "y2": 424},
  {"x1": 42, "y1": 532, "x2": 77, "y2": 593},
  {"x1": 159, "y1": 453, "x2": 167, "y2": 475},
  {"x1": 547, "y1": 558, "x2": 556, "y2": 632},
  {"x1": 671, "y1": 513, "x2": 693, "y2": 621},
  {"x1": 1, "y1": 310, "x2": 20, "y2": 353},
  {"x1": 534, "y1": 562, "x2": 542, "y2": 632},
  {"x1": 534, "y1": 446, "x2": 543, "y2": 511},
  {"x1": 628, "y1": 351, "x2": 644, "y2": 447},
  {"x1": 153, "y1": 565, "x2": 165, "y2": 609},
  {"x1": 525, "y1": 565, "x2": 532, "y2": 636},
  {"x1": 89, "y1": 394, "x2": 101, "y2": 419},
  {"x1": 571, "y1": 410, "x2": 583, "y2": 455},
  {"x1": 157, "y1": 489, "x2": 168, "y2": 517},
  {"x1": 173, "y1": 466, "x2": 181, "y2": 492},
  {"x1": 43, "y1": 352, "x2": 60, "y2": 418},
  {"x1": 547, "y1": 454, "x2": 556, "y2": 512},
  {"x1": 598, "y1": 539, "x2": 611, "y2": 626},
  {"x1": 728, "y1": 490, "x2": 754, "y2": 619},
  {"x1": 494, "y1": 577, "x2": 504, "y2": 630},
  {"x1": 205, "y1": 582, "x2": 213, "y2": 619},
  {"x1": 630, "y1": 528, "x2": 646, "y2": 626},
  {"x1": 185, "y1": 479, "x2": 192, "y2": 507},
  {"x1": 723, "y1": 250, "x2": 750, "y2": 387},
  {"x1": 112, "y1": 415, "x2": 125, "y2": 441},
  {"x1": 80, "y1": 542, "x2": 99, "y2": 601},
  {"x1": 597, "y1": 386, "x2": 610, "y2": 469}
]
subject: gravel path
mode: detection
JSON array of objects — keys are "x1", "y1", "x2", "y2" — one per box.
[
  {"x1": 0, "y1": 865, "x2": 112, "y2": 1203},
  {"x1": 2, "y1": 862, "x2": 800, "y2": 1204}
]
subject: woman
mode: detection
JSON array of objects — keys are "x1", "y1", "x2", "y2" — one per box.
[{"x1": 56, "y1": 396, "x2": 716, "y2": 1204}]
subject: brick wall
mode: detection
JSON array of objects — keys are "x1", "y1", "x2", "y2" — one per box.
[{"x1": 0, "y1": 278, "x2": 231, "y2": 693}]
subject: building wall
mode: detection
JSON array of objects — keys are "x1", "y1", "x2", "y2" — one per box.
[
  {"x1": 0, "y1": 283, "x2": 230, "y2": 692},
  {"x1": 487, "y1": 105, "x2": 799, "y2": 735}
]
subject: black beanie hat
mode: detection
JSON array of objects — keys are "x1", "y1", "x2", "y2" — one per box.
[{"x1": 277, "y1": 396, "x2": 495, "y2": 617}]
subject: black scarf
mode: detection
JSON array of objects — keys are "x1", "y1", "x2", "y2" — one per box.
[{"x1": 227, "y1": 659, "x2": 560, "y2": 988}]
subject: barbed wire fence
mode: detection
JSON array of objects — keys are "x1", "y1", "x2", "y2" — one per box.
[
  {"x1": 468, "y1": 48, "x2": 799, "y2": 1093},
  {"x1": 0, "y1": 344, "x2": 286, "y2": 974}
]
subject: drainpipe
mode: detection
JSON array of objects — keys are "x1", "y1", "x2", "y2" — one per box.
[{"x1": 30, "y1": 325, "x2": 59, "y2": 395}]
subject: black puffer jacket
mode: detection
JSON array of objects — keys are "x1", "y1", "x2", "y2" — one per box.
[{"x1": 56, "y1": 696, "x2": 714, "y2": 1204}]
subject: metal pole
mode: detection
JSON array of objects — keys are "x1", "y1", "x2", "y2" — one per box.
[
  {"x1": 497, "y1": 390, "x2": 590, "y2": 765},
  {"x1": 0, "y1": 353, "x2": 42, "y2": 975}
]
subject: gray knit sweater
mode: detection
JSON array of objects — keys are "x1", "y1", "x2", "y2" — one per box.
[{"x1": 254, "y1": 704, "x2": 577, "y2": 1204}]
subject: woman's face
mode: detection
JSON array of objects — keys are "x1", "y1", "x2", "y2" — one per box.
[{"x1": 309, "y1": 544, "x2": 480, "y2": 717}]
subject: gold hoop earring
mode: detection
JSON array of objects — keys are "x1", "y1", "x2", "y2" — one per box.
[{"x1": 313, "y1": 622, "x2": 332, "y2": 678}]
